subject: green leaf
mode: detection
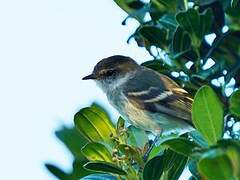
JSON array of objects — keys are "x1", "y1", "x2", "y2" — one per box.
[
  {"x1": 229, "y1": 90, "x2": 240, "y2": 117},
  {"x1": 163, "y1": 150, "x2": 188, "y2": 180},
  {"x1": 199, "y1": 8, "x2": 213, "y2": 38},
  {"x1": 70, "y1": 160, "x2": 94, "y2": 179},
  {"x1": 159, "y1": 14, "x2": 178, "y2": 31},
  {"x1": 74, "y1": 105, "x2": 117, "y2": 144},
  {"x1": 143, "y1": 156, "x2": 164, "y2": 180},
  {"x1": 81, "y1": 142, "x2": 113, "y2": 162},
  {"x1": 114, "y1": 0, "x2": 146, "y2": 23},
  {"x1": 45, "y1": 164, "x2": 68, "y2": 179},
  {"x1": 217, "y1": 139, "x2": 240, "y2": 177},
  {"x1": 192, "y1": 85, "x2": 224, "y2": 145},
  {"x1": 198, "y1": 149, "x2": 235, "y2": 180},
  {"x1": 172, "y1": 26, "x2": 191, "y2": 54},
  {"x1": 139, "y1": 26, "x2": 167, "y2": 50},
  {"x1": 55, "y1": 126, "x2": 88, "y2": 159},
  {"x1": 176, "y1": 8, "x2": 213, "y2": 47},
  {"x1": 176, "y1": 8, "x2": 200, "y2": 47},
  {"x1": 148, "y1": 144, "x2": 165, "y2": 160},
  {"x1": 127, "y1": 125, "x2": 148, "y2": 149},
  {"x1": 161, "y1": 137, "x2": 200, "y2": 156},
  {"x1": 83, "y1": 161, "x2": 126, "y2": 175}
]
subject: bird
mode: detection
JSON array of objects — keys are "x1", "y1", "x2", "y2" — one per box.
[{"x1": 82, "y1": 55, "x2": 194, "y2": 149}]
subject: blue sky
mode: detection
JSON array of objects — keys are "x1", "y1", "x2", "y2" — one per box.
[{"x1": 0, "y1": 0, "x2": 152, "y2": 179}]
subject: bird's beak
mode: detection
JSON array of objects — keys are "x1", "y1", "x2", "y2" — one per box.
[{"x1": 82, "y1": 74, "x2": 97, "y2": 80}]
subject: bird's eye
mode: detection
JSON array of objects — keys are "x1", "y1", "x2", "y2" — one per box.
[{"x1": 106, "y1": 69, "x2": 116, "y2": 76}]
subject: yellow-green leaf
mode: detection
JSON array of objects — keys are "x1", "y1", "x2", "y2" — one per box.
[
  {"x1": 74, "y1": 106, "x2": 117, "y2": 144},
  {"x1": 81, "y1": 142, "x2": 113, "y2": 162}
]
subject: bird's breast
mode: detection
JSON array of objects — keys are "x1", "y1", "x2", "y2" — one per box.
[{"x1": 107, "y1": 90, "x2": 161, "y2": 134}]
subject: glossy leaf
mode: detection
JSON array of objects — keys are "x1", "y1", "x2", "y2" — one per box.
[
  {"x1": 81, "y1": 142, "x2": 113, "y2": 162},
  {"x1": 176, "y1": 8, "x2": 213, "y2": 47},
  {"x1": 198, "y1": 150, "x2": 235, "y2": 180},
  {"x1": 143, "y1": 156, "x2": 164, "y2": 180},
  {"x1": 74, "y1": 106, "x2": 117, "y2": 144},
  {"x1": 163, "y1": 150, "x2": 188, "y2": 180},
  {"x1": 229, "y1": 90, "x2": 240, "y2": 117},
  {"x1": 161, "y1": 137, "x2": 200, "y2": 156},
  {"x1": 192, "y1": 85, "x2": 224, "y2": 145},
  {"x1": 84, "y1": 161, "x2": 126, "y2": 175}
]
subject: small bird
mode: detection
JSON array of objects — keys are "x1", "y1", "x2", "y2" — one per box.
[{"x1": 83, "y1": 55, "x2": 194, "y2": 140}]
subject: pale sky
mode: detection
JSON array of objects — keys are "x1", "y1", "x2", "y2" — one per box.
[{"x1": 0, "y1": 0, "x2": 151, "y2": 179}]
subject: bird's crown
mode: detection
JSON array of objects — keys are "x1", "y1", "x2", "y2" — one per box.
[{"x1": 83, "y1": 55, "x2": 139, "y2": 80}]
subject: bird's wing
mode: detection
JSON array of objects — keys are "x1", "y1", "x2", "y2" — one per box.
[{"x1": 123, "y1": 67, "x2": 193, "y2": 124}]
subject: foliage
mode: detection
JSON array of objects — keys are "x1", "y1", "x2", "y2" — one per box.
[{"x1": 46, "y1": 0, "x2": 240, "y2": 179}]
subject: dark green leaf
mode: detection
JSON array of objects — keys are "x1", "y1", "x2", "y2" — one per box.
[
  {"x1": 70, "y1": 160, "x2": 93, "y2": 179},
  {"x1": 143, "y1": 156, "x2": 164, "y2": 180},
  {"x1": 161, "y1": 137, "x2": 200, "y2": 156},
  {"x1": 81, "y1": 142, "x2": 113, "y2": 162},
  {"x1": 199, "y1": 8, "x2": 213, "y2": 38},
  {"x1": 149, "y1": 0, "x2": 178, "y2": 20},
  {"x1": 159, "y1": 14, "x2": 178, "y2": 31},
  {"x1": 172, "y1": 26, "x2": 191, "y2": 54},
  {"x1": 163, "y1": 151, "x2": 188, "y2": 180},
  {"x1": 192, "y1": 85, "x2": 224, "y2": 145},
  {"x1": 176, "y1": 8, "x2": 200, "y2": 47},
  {"x1": 139, "y1": 26, "x2": 167, "y2": 49},
  {"x1": 141, "y1": 60, "x2": 172, "y2": 74},
  {"x1": 199, "y1": 1, "x2": 225, "y2": 33},
  {"x1": 45, "y1": 163, "x2": 68, "y2": 179},
  {"x1": 229, "y1": 90, "x2": 240, "y2": 117},
  {"x1": 84, "y1": 161, "x2": 126, "y2": 175}
]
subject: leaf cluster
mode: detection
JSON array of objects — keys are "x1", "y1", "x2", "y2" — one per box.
[{"x1": 46, "y1": 0, "x2": 240, "y2": 179}]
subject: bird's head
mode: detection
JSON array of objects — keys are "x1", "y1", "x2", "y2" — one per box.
[{"x1": 82, "y1": 55, "x2": 139, "y2": 92}]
